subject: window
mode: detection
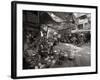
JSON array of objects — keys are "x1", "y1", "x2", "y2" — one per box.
[{"x1": 78, "y1": 24, "x2": 83, "y2": 29}]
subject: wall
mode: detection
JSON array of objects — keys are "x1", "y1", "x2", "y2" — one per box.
[{"x1": 0, "y1": 0, "x2": 99, "y2": 80}]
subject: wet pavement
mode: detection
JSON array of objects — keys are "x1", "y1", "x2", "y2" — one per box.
[{"x1": 52, "y1": 43, "x2": 91, "y2": 68}]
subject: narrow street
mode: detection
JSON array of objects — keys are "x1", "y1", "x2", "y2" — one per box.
[{"x1": 52, "y1": 43, "x2": 91, "y2": 68}]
